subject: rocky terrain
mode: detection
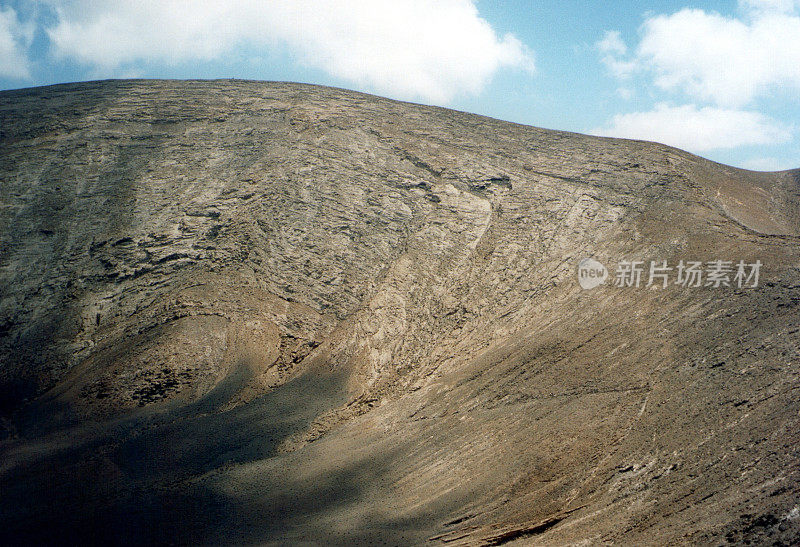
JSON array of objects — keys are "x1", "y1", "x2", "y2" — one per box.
[{"x1": 0, "y1": 79, "x2": 798, "y2": 545}]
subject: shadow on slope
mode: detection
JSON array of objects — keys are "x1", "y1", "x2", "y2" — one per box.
[{"x1": 0, "y1": 364, "x2": 356, "y2": 545}]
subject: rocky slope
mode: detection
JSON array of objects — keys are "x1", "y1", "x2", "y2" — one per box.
[{"x1": 0, "y1": 79, "x2": 798, "y2": 545}]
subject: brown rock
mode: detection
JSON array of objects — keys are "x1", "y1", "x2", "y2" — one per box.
[{"x1": 0, "y1": 80, "x2": 798, "y2": 544}]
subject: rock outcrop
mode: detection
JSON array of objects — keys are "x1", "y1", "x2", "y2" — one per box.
[{"x1": 0, "y1": 80, "x2": 798, "y2": 544}]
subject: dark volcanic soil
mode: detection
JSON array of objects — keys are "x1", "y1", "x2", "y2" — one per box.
[{"x1": 1, "y1": 80, "x2": 799, "y2": 545}]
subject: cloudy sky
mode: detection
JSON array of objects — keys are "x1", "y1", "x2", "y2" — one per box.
[{"x1": 1, "y1": 0, "x2": 798, "y2": 171}]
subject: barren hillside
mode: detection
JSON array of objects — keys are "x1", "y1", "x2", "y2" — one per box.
[{"x1": 1, "y1": 80, "x2": 798, "y2": 545}]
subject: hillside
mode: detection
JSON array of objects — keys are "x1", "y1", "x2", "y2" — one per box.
[{"x1": 1, "y1": 80, "x2": 799, "y2": 545}]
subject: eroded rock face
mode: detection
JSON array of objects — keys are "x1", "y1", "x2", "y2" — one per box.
[{"x1": 0, "y1": 80, "x2": 798, "y2": 544}]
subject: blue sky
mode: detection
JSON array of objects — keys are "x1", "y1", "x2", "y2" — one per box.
[{"x1": 1, "y1": 0, "x2": 798, "y2": 171}]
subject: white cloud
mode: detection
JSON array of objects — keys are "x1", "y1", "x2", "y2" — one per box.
[
  {"x1": 740, "y1": 156, "x2": 788, "y2": 171},
  {"x1": 0, "y1": 7, "x2": 33, "y2": 79},
  {"x1": 596, "y1": 30, "x2": 637, "y2": 78},
  {"x1": 616, "y1": 87, "x2": 634, "y2": 100},
  {"x1": 596, "y1": 3, "x2": 799, "y2": 158},
  {"x1": 592, "y1": 103, "x2": 793, "y2": 152},
  {"x1": 44, "y1": 0, "x2": 534, "y2": 103},
  {"x1": 634, "y1": 5, "x2": 800, "y2": 107},
  {"x1": 597, "y1": 30, "x2": 627, "y2": 56},
  {"x1": 739, "y1": 0, "x2": 800, "y2": 15}
]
